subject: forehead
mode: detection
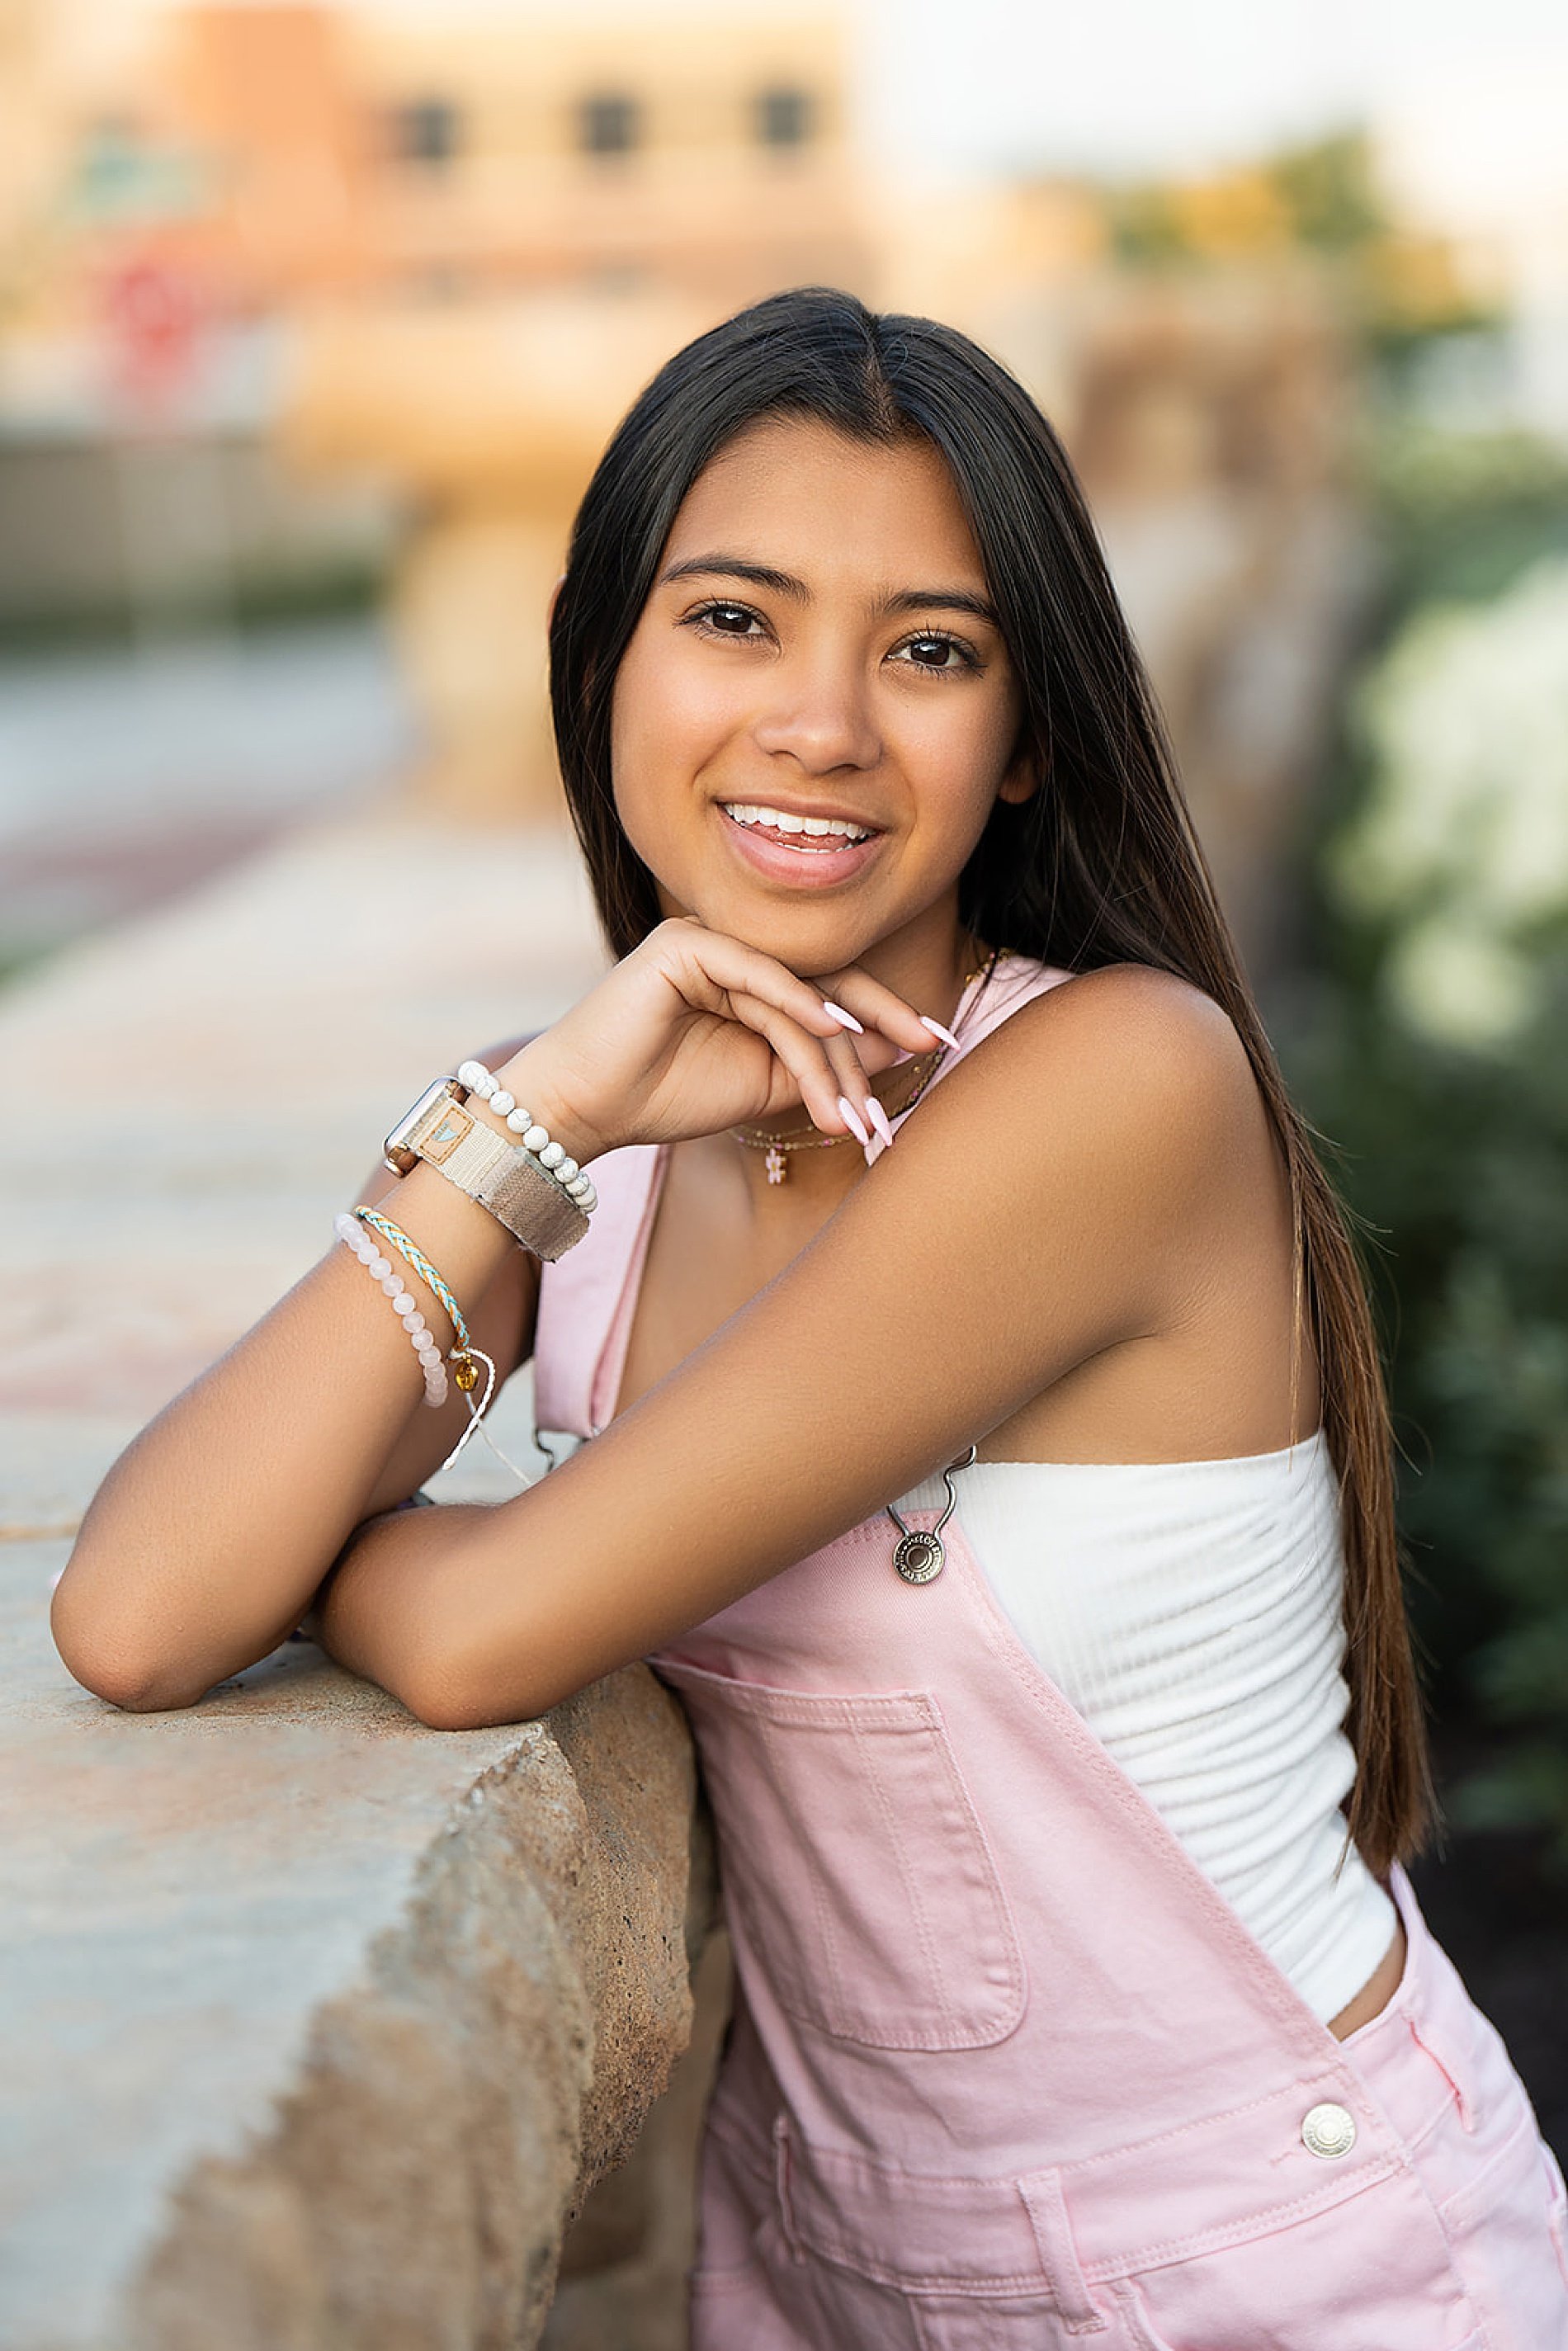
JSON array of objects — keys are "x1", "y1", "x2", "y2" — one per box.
[{"x1": 662, "y1": 417, "x2": 985, "y2": 587}]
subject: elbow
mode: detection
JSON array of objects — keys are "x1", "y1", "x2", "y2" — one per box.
[
  {"x1": 50, "y1": 1577, "x2": 206, "y2": 1716},
  {"x1": 54, "y1": 1642, "x2": 205, "y2": 1716},
  {"x1": 393, "y1": 1636, "x2": 548, "y2": 1734},
  {"x1": 397, "y1": 1669, "x2": 531, "y2": 1734},
  {"x1": 402, "y1": 1689, "x2": 489, "y2": 1733}
]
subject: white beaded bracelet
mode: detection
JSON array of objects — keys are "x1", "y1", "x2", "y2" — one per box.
[
  {"x1": 333, "y1": 1211, "x2": 449, "y2": 1406},
  {"x1": 456, "y1": 1060, "x2": 598, "y2": 1213}
]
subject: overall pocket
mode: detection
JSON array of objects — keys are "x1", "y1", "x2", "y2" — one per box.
[
  {"x1": 656, "y1": 1659, "x2": 1026, "y2": 2051},
  {"x1": 1122, "y1": 2155, "x2": 1487, "y2": 2351}
]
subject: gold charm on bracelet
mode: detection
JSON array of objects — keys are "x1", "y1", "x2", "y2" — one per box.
[{"x1": 452, "y1": 1353, "x2": 481, "y2": 1393}]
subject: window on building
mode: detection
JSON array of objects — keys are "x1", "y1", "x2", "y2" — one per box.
[
  {"x1": 392, "y1": 98, "x2": 460, "y2": 168},
  {"x1": 76, "y1": 117, "x2": 144, "y2": 214},
  {"x1": 756, "y1": 87, "x2": 813, "y2": 149},
  {"x1": 579, "y1": 93, "x2": 640, "y2": 156}
]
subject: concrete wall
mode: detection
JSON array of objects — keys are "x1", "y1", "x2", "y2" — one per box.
[
  {"x1": 0, "y1": 815, "x2": 714, "y2": 2347},
  {"x1": 1, "y1": 1508, "x2": 711, "y2": 2349}
]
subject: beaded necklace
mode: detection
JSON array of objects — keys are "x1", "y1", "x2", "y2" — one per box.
[{"x1": 730, "y1": 940, "x2": 1003, "y2": 1185}]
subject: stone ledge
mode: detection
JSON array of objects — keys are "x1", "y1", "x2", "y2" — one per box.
[{"x1": 1, "y1": 1532, "x2": 710, "y2": 2351}]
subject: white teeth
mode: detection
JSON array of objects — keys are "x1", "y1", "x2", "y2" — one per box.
[{"x1": 720, "y1": 802, "x2": 872, "y2": 844}]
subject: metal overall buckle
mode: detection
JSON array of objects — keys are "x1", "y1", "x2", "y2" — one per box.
[{"x1": 884, "y1": 1445, "x2": 977, "y2": 1584}]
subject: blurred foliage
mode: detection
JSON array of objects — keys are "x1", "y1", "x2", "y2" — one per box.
[
  {"x1": 1293, "y1": 943, "x2": 1568, "y2": 1858},
  {"x1": 1368, "y1": 429, "x2": 1568, "y2": 611},
  {"x1": 1289, "y1": 433, "x2": 1568, "y2": 1862},
  {"x1": 1106, "y1": 130, "x2": 1497, "y2": 347},
  {"x1": 1269, "y1": 132, "x2": 1385, "y2": 255}
]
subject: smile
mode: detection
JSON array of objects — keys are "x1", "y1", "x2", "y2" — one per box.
[
  {"x1": 715, "y1": 799, "x2": 885, "y2": 888},
  {"x1": 719, "y1": 801, "x2": 877, "y2": 849}
]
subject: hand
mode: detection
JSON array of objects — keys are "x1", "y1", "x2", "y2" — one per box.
[{"x1": 494, "y1": 917, "x2": 948, "y2": 1161}]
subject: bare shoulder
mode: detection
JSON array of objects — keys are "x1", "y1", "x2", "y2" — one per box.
[
  {"x1": 923, "y1": 961, "x2": 1260, "y2": 1192},
  {"x1": 837, "y1": 959, "x2": 1275, "y2": 1371}
]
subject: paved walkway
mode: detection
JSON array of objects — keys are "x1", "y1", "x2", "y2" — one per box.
[
  {"x1": 0, "y1": 622, "x2": 417, "y2": 963},
  {"x1": 0, "y1": 806, "x2": 607, "y2": 1527}
]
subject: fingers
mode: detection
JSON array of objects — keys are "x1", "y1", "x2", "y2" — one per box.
[
  {"x1": 650, "y1": 920, "x2": 952, "y2": 1150},
  {"x1": 817, "y1": 1026, "x2": 881, "y2": 1153},
  {"x1": 661, "y1": 923, "x2": 877, "y2": 1061},
  {"x1": 664, "y1": 921, "x2": 936, "y2": 1066},
  {"x1": 810, "y1": 964, "x2": 952, "y2": 1060},
  {"x1": 725, "y1": 990, "x2": 864, "y2": 1135},
  {"x1": 720, "y1": 989, "x2": 884, "y2": 1150}
]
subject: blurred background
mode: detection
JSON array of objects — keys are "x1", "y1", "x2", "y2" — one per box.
[{"x1": 2, "y1": 0, "x2": 1565, "y2": 2187}]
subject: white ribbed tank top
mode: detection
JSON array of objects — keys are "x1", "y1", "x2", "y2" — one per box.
[{"x1": 894, "y1": 1429, "x2": 1397, "y2": 2025}]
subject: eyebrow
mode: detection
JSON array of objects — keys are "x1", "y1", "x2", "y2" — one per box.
[{"x1": 659, "y1": 553, "x2": 999, "y2": 627}]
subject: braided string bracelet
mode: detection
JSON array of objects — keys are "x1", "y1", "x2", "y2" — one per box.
[
  {"x1": 354, "y1": 1205, "x2": 474, "y2": 1365},
  {"x1": 344, "y1": 1205, "x2": 540, "y2": 1485},
  {"x1": 333, "y1": 1211, "x2": 451, "y2": 1407}
]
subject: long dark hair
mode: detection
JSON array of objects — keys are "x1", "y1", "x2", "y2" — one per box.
[{"x1": 549, "y1": 285, "x2": 1430, "y2": 1875}]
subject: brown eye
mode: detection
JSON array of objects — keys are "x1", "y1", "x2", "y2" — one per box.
[
  {"x1": 892, "y1": 631, "x2": 975, "y2": 673},
  {"x1": 703, "y1": 603, "x2": 758, "y2": 635}
]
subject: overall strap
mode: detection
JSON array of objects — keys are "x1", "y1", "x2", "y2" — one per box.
[{"x1": 531, "y1": 1142, "x2": 665, "y2": 1440}]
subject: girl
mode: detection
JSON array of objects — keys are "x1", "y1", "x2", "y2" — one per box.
[{"x1": 53, "y1": 289, "x2": 1567, "y2": 2348}]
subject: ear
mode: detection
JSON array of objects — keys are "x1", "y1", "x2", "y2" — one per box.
[{"x1": 996, "y1": 736, "x2": 1043, "y2": 807}]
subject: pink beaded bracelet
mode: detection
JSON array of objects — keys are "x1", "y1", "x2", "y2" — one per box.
[{"x1": 333, "y1": 1211, "x2": 448, "y2": 1406}]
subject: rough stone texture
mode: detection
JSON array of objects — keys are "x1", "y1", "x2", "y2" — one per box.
[
  {"x1": 0, "y1": 1465, "x2": 710, "y2": 2351},
  {"x1": 0, "y1": 813, "x2": 713, "y2": 2348},
  {"x1": 541, "y1": 1935, "x2": 731, "y2": 2351}
]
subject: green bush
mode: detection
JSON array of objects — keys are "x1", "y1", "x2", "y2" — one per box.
[
  {"x1": 1292, "y1": 950, "x2": 1568, "y2": 1856},
  {"x1": 1288, "y1": 439, "x2": 1568, "y2": 1860}
]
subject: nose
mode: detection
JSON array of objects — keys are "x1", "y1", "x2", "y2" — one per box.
[{"x1": 750, "y1": 648, "x2": 881, "y2": 776}]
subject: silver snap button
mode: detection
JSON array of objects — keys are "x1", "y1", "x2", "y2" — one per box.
[{"x1": 1301, "y1": 2101, "x2": 1358, "y2": 2159}]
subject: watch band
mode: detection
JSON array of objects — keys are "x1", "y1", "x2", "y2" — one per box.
[{"x1": 403, "y1": 1092, "x2": 589, "y2": 1260}]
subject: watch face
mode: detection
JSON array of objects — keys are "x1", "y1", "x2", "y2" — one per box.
[{"x1": 383, "y1": 1076, "x2": 462, "y2": 1173}]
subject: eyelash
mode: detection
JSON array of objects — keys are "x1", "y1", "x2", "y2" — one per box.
[{"x1": 683, "y1": 601, "x2": 984, "y2": 676}]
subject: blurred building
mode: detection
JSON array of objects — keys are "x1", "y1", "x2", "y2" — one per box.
[
  {"x1": 2, "y1": 2, "x2": 867, "y2": 326},
  {"x1": 0, "y1": 0, "x2": 1480, "y2": 970},
  {"x1": 0, "y1": 4, "x2": 878, "y2": 810}
]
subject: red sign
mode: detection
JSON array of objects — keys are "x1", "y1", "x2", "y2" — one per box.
[{"x1": 98, "y1": 258, "x2": 202, "y2": 414}]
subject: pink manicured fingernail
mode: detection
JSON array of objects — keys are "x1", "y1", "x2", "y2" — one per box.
[
  {"x1": 822, "y1": 998, "x2": 864, "y2": 1034},
  {"x1": 919, "y1": 1014, "x2": 961, "y2": 1050},
  {"x1": 865, "y1": 1098, "x2": 895, "y2": 1150},
  {"x1": 837, "y1": 1094, "x2": 870, "y2": 1147}
]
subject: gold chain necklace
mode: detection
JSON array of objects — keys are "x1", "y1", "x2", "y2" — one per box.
[{"x1": 730, "y1": 940, "x2": 1002, "y2": 1185}]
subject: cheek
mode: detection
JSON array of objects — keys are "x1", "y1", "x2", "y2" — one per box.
[
  {"x1": 611, "y1": 640, "x2": 742, "y2": 830},
  {"x1": 894, "y1": 687, "x2": 1022, "y2": 834},
  {"x1": 616, "y1": 632, "x2": 745, "y2": 758}
]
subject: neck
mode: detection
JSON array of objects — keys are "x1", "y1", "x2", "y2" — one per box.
[{"x1": 839, "y1": 899, "x2": 981, "y2": 1032}]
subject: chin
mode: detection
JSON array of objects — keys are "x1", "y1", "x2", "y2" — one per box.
[{"x1": 696, "y1": 885, "x2": 881, "y2": 976}]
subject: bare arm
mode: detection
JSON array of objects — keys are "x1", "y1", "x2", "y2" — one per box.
[
  {"x1": 50, "y1": 923, "x2": 940, "y2": 1711},
  {"x1": 49, "y1": 1035, "x2": 543, "y2": 1711},
  {"x1": 317, "y1": 967, "x2": 1258, "y2": 1731}
]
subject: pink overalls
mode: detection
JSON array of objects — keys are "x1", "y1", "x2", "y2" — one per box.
[{"x1": 533, "y1": 961, "x2": 1568, "y2": 2349}]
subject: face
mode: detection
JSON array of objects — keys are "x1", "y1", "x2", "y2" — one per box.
[{"x1": 608, "y1": 417, "x2": 1037, "y2": 981}]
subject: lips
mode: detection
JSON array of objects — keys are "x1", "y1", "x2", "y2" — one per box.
[{"x1": 715, "y1": 800, "x2": 885, "y2": 887}]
